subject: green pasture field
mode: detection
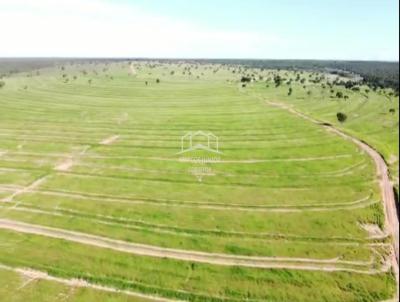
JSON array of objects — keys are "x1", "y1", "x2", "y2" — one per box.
[
  {"x1": 0, "y1": 267, "x2": 148, "y2": 302},
  {"x1": 0, "y1": 61, "x2": 398, "y2": 301},
  {"x1": 0, "y1": 229, "x2": 396, "y2": 302}
]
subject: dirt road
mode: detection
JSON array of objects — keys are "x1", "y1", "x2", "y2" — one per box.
[
  {"x1": 0, "y1": 219, "x2": 383, "y2": 274},
  {"x1": 267, "y1": 101, "x2": 399, "y2": 292}
]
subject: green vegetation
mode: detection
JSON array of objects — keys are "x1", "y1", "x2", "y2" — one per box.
[
  {"x1": 0, "y1": 267, "x2": 149, "y2": 302},
  {"x1": 337, "y1": 112, "x2": 348, "y2": 123},
  {"x1": 0, "y1": 229, "x2": 396, "y2": 302},
  {"x1": 0, "y1": 60, "x2": 398, "y2": 301}
]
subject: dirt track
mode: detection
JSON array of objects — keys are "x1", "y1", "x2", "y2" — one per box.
[
  {"x1": 0, "y1": 219, "x2": 383, "y2": 274},
  {"x1": 0, "y1": 263, "x2": 178, "y2": 302},
  {"x1": 267, "y1": 101, "x2": 399, "y2": 291}
]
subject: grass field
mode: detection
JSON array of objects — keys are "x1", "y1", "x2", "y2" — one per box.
[
  {"x1": 0, "y1": 265, "x2": 152, "y2": 302},
  {"x1": 0, "y1": 61, "x2": 398, "y2": 301}
]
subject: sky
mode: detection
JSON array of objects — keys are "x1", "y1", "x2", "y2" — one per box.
[{"x1": 0, "y1": 0, "x2": 398, "y2": 60}]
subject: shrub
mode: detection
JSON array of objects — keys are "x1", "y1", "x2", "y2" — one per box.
[
  {"x1": 337, "y1": 112, "x2": 348, "y2": 123},
  {"x1": 274, "y1": 75, "x2": 282, "y2": 87},
  {"x1": 241, "y1": 76, "x2": 251, "y2": 83},
  {"x1": 336, "y1": 91, "x2": 344, "y2": 98}
]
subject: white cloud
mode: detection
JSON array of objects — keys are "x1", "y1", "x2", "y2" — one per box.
[{"x1": 0, "y1": 0, "x2": 284, "y2": 58}]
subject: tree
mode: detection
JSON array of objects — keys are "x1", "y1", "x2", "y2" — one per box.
[
  {"x1": 156, "y1": 79, "x2": 160, "y2": 83},
  {"x1": 274, "y1": 75, "x2": 282, "y2": 87},
  {"x1": 0, "y1": 81, "x2": 5, "y2": 88},
  {"x1": 336, "y1": 91, "x2": 344, "y2": 98},
  {"x1": 241, "y1": 76, "x2": 251, "y2": 83},
  {"x1": 344, "y1": 81, "x2": 355, "y2": 89},
  {"x1": 389, "y1": 108, "x2": 396, "y2": 114},
  {"x1": 337, "y1": 112, "x2": 347, "y2": 123},
  {"x1": 288, "y1": 87, "x2": 293, "y2": 96}
]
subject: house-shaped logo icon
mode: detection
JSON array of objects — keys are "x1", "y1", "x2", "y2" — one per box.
[{"x1": 178, "y1": 131, "x2": 221, "y2": 154}]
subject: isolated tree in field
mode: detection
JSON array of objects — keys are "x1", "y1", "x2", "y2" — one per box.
[
  {"x1": 88, "y1": 79, "x2": 92, "y2": 85},
  {"x1": 288, "y1": 87, "x2": 293, "y2": 96},
  {"x1": 241, "y1": 76, "x2": 251, "y2": 83},
  {"x1": 156, "y1": 79, "x2": 160, "y2": 83},
  {"x1": 145, "y1": 81, "x2": 148, "y2": 86},
  {"x1": 336, "y1": 91, "x2": 344, "y2": 98},
  {"x1": 274, "y1": 75, "x2": 282, "y2": 87},
  {"x1": 337, "y1": 112, "x2": 347, "y2": 123},
  {"x1": 389, "y1": 108, "x2": 396, "y2": 114},
  {"x1": 0, "y1": 81, "x2": 5, "y2": 88}
]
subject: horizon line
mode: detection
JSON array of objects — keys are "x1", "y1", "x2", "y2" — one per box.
[{"x1": 0, "y1": 57, "x2": 398, "y2": 63}]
